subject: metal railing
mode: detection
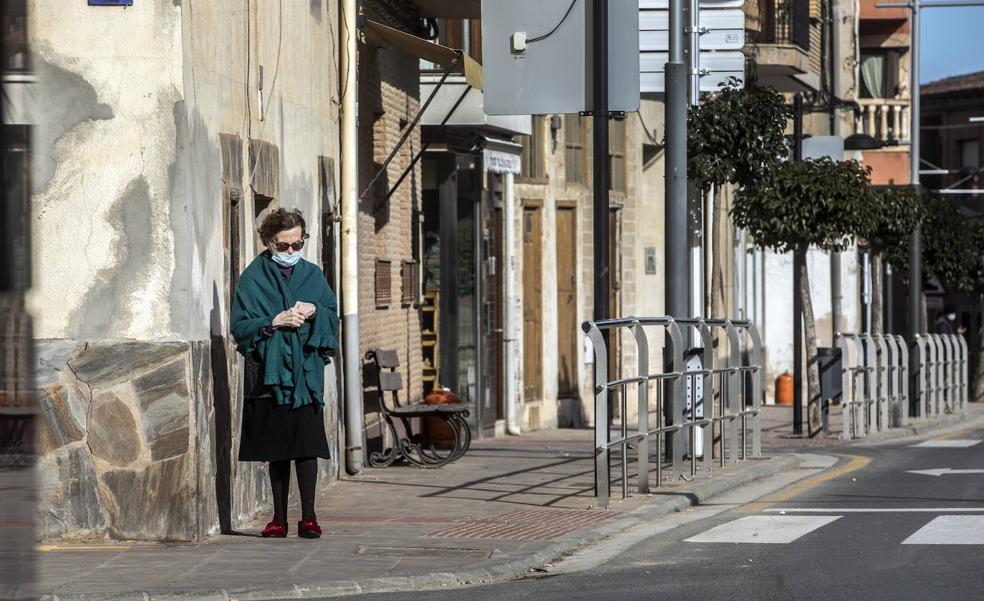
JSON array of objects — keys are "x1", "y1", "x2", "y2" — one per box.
[
  {"x1": 751, "y1": 0, "x2": 811, "y2": 51},
  {"x1": 838, "y1": 331, "x2": 967, "y2": 439},
  {"x1": 913, "y1": 334, "x2": 969, "y2": 418},
  {"x1": 582, "y1": 316, "x2": 764, "y2": 508}
]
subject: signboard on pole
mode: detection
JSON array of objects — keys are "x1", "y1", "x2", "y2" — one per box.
[
  {"x1": 640, "y1": 51, "x2": 744, "y2": 93},
  {"x1": 481, "y1": 0, "x2": 640, "y2": 115},
  {"x1": 640, "y1": 1, "x2": 745, "y2": 94},
  {"x1": 640, "y1": 0, "x2": 743, "y2": 8},
  {"x1": 639, "y1": 10, "x2": 745, "y2": 51}
]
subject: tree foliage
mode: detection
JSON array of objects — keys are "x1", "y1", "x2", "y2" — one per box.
[
  {"x1": 732, "y1": 158, "x2": 877, "y2": 254},
  {"x1": 687, "y1": 82, "x2": 792, "y2": 190},
  {"x1": 922, "y1": 194, "x2": 984, "y2": 294},
  {"x1": 867, "y1": 186, "x2": 925, "y2": 269}
]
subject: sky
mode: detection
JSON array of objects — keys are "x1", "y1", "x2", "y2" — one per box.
[{"x1": 920, "y1": 7, "x2": 984, "y2": 84}]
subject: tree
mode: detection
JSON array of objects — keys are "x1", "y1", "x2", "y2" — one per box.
[
  {"x1": 920, "y1": 195, "x2": 984, "y2": 401},
  {"x1": 866, "y1": 186, "x2": 925, "y2": 334},
  {"x1": 688, "y1": 82, "x2": 792, "y2": 191},
  {"x1": 686, "y1": 83, "x2": 791, "y2": 317},
  {"x1": 971, "y1": 219, "x2": 984, "y2": 402},
  {"x1": 733, "y1": 158, "x2": 877, "y2": 433},
  {"x1": 922, "y1": 194, "x2": 977, "y2": 294}
]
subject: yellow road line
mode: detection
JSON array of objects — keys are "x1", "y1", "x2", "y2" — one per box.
[
  {"x1": 37, "y1": 545, "x2": 131, "y2": 552},
  {"x1": 739, "y1": 454, "x2": 871, "y2": 513},
  {"x1": 926, "y1": 425, "x2": 983, "y2": 441}
]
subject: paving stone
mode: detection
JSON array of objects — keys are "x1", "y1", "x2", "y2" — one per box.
[
  {"x1": 68, "y1": 341, "x2": 188, "y2": 390},
  {"x1": 101, "y1": 455, "x2": 194, "y2": 541},
  {"x1": 35, "y1": 339, "x2": 81, "y2": 387},
  {"x1": 87, "y1": 390, "x2": 142, "y2": 468},
  {"x1": 37, "y1": 445, "x2": 110, "y2": 539},
  {"x1": 131, "y1": 359, "x2": 190, "y2": 461},
  {"x1": 37, "y1": 383, "x2": 87, "y2": 454}
]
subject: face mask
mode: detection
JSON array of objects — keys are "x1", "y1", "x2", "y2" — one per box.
[
  {"x1": 947, "y1": 313, "x2": 956, "y2": 321},
  {"x1": 271, "y1": 250, "x2": 301, "y2": 267}
]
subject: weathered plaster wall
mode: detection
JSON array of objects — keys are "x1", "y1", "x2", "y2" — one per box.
[
  {"x1": 761, "y1": 247, "x2": 862, "y2": 403},
  {"x1": 31, "y1": 0, "x2": 343, "y2": 540},
  {"x1": 29, "y1": 1, "x2": 182, "y2": 340}
]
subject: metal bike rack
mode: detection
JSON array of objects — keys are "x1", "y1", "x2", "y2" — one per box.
[{"x1": 582, "y1": 316, "x2": 765, "y2": 508}]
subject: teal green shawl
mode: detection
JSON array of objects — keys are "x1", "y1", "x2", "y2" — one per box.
[{"x1": 231, "y1": 252, "x2": 340, "y2": 409}]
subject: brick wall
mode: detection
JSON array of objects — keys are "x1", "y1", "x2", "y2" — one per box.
[{"x1": 358, "y1": 39, "x2": 424, "y2": 408}]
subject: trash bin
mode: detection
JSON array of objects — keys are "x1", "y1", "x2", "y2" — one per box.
[{"x1": 817, "y1": 347, "x2": 843, "y2": 435}]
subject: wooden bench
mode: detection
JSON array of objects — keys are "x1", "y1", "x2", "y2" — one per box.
[{"x1": 365, "y1": 349, "x2": 471, "y2": 468}]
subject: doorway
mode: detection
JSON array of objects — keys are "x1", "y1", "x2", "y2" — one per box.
[
  {"x1": 481, "y1": 175, "x2": 506, "y2": 436},
  {"x1": 523, "y1": 204, "x2": 543, "y2": 402},
  {"x1": 556, "y1": 206, "x2": 578, "y2": 398}
]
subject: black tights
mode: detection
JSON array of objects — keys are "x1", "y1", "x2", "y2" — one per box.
[{"x1": 269, "y1": 458, "x2": 318, "y2": 524}]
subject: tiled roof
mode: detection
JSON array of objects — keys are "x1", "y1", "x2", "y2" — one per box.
[{"x1": 922, "y1": 71, "x2": 984, "y2": 96}]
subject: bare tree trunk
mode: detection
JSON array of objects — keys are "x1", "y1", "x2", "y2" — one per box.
[
  {"x1": 796, "y1": 247, "x2": 823, "y2": 435},
  {"x1": 711, "y1": 188, "x2": 727, "y2": 319},
  {"x1": 871, "y1": 253, "x2": 884, "y2": 335}
]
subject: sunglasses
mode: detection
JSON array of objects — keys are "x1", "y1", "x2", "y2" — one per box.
[{"x1": 272, "y1": 238, "x2": 307, "y2": 252}]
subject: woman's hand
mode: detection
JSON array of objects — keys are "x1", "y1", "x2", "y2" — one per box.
[
  {"x1": 294, "y1": 301, "x2": 316, "y2": 319},
  {"x1": 272, "y1": 308, "x2": 306, "y2": 329}
]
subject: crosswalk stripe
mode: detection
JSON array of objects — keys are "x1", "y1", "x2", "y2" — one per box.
[
  {"x1": 684, "y1": 515, "x2": 841, "y2": 544},
  {"x1": 911, "y1": 439, "x2": 981, "y2": 448},
  {"x1": 902, "y1": 515, "x2": 984, "y2": 545}
]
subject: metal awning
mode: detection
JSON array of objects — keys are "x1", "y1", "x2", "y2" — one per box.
[
  {"x1": 359, "y1": 20, "x2": 483, "y2": 202},
  {"x1": 364, "y1": 19, "x2": 483, "y2": 90}
]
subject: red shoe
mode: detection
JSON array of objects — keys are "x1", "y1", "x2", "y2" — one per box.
[
  {"x1": 261, "y1": 520, "x2": 287, "y2": 538},
  {"x1": 297, "y1": 518, "x2": 322, "y2": 539}
]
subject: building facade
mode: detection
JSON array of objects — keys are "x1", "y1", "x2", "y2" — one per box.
[{"x1": 31, "y1": 1, "x2": 342, "y2": 541}]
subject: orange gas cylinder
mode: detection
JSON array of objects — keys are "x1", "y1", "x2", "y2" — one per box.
[
  {"x1": 424, "y1": 387, "x2": 456, "y2": 449},
  {"x1": 775, "y1": 371, "x2": 794, "y2": 405}
]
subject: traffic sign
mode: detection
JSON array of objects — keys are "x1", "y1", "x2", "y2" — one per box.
[
  {"x1": 640, "y1": 9, "x2": 745, "y2": 51},
  {"x1": 640, "y1": 0, "x2": 744, "y2": 8},
  {"x1": 640, "y1": 51, "x2": 744, "y2": 93}
]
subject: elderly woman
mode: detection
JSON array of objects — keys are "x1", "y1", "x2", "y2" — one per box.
[{"x1": 232, "y1": 208, "x2": 339, "y2": 539}]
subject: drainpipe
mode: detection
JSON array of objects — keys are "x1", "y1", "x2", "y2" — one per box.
[
  {"x1": 504, "y1": 171, "x2": 521, "y2": 435},
  {"x1": 340, "y1": 0, "x2": 363, "y2": 474}
]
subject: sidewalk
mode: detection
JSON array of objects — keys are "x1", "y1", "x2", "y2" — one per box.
[
  {"x1": 39, "y1": 404, "x2": 984, "y2": 601},
  {"x1": 759, "y1": 401, "x2": 984, "y2": 450}
]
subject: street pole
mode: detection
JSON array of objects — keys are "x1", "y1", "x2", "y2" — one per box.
[
  {"x1": 591, "y1": 0, "x2": 611, "y2": 425},
  {"x1": 908, "y1": 1, "x2": 922, "y2": 339},
  {"x1": 792, "y1": 93, "x2": 804, "y2": 436},
  {"x1": 665, "y1": 0, "x2": 688, "y2": 461}
]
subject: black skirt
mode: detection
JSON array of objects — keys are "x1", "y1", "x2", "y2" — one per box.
[{"x1": 238, "y1": 397, "x2": 332, "y2": 462}]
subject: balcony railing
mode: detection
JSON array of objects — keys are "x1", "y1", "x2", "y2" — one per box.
[
  {"x1": 751, "y1": 0, "x2": 810, "y2": 51},
  {"x1": 854, "y1": 98, "x2": 911, "y2": 144}
]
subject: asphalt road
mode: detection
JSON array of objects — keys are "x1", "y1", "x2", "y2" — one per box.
[{"x1": 345, "y1": 428, "x2": 984, "y2": 601}]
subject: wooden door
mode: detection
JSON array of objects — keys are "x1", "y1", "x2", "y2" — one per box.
[
  {"x1": 523, "y1": 206, "x2": 543, "y2": 402},
  {"x1": 556, "y1": 207, "x2": 578, "y2": 398}
]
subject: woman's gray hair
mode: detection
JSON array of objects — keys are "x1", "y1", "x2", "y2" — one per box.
[{"x1": 258, "y1": 208, "x2": 307, "y2": 244}]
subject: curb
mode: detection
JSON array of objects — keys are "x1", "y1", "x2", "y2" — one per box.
[
  {"x1": 41, "y1": 454, "x2": 802, "y2": 601},
  {"x1": 848, "y1": 407, "x2": 984, "y2": 446}
]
